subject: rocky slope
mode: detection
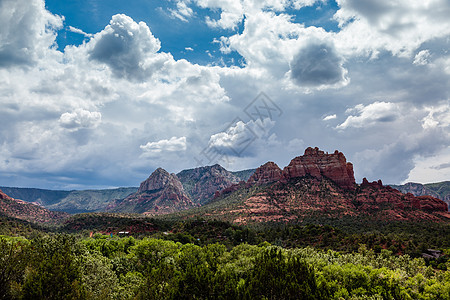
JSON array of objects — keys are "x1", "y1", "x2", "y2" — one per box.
[
  {"x1": 231, "y1": 169, "x2": 257, "y2": 182},
  {"x1": 46, "y1": 187, "x2": 138, "y2": 213},
  {"x1": 390, "y1": 182, "x2": 450, "y2": 210},
  {"x1": 355, "y1": 178, "x2": 447, "y2": 214},
  {"x1": 107, "y1": 168, "x2": 195, "y2": 215},
  {"x1": 0, "y1": 186, "x2": 137, "y2": 213},
  {"x1": 0, "y1": 189, "x2": 69, "y2": 223},
  {"x1": 197, "y1": 148, "x2": 449, "y2": 224},
  {"x1": 1, "y1": 166, "x2": 254, "y2": 214},
  {"x1": 246, "y1": 162, "x2": 284, "y2": 186},
  {"x1": 177, "y1": 164, "x2": 241, "y2": 205}
]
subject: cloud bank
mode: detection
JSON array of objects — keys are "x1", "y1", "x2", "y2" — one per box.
[{"x1": 0, "y1": 0, "x2": 449, "y2": 189}]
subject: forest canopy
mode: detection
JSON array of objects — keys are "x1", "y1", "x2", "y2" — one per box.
[{"x1": 1, "y1": 233, "x2": 449, "y2": 299}]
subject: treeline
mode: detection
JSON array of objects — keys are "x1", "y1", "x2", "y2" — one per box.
[
  {"x1": 1, "y1": 234, "x2": 449, "y2": 299},
  {"x1": 4, "y1": 213, "x2": 450, "y2": 264}
]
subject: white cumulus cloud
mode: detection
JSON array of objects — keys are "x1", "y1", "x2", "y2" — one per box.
[
  {"x1": 169, "y1": 1, "x2": 194, "y2": 22},
  {"x1": 334, "y1": 0, "x2": 450, "y2": 57},
  {"x1": 337, "y1": 101, "x2": 400, "y2": 129},
  {"x1": 0, "y1": 0, "x2": 63, "y2": 68},
  {"x1": 59, "y1": 109, "x2": 102, "y2": 129},
  {"x1": 323, "y1": 114, "x2": 337, "y2": 121},
  {"x1": 422, "y1": 102, "x2": 450, "y2": 130},
  {"x1": 67, "y1": 26, "x2": 93, "y2": 38},
  {"x1": 208, "y1": 118, "x2": 275, "y2": 156},
  {"x1": 413, "y1": 50, "x2": 431, "y2": 66},
  {"x1": 140, "y1": 136, "x2": 187, "y2": 154}
]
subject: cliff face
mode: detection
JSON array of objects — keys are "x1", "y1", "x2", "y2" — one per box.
[
  {"x1": 0, "y1": 189, "x2": 69, "y2": 223},
  {"x1": 108, "y1": 168, "x2": 194, "y2": 215},
  {"x1": 247, "y1": 162, "x2": 283, "y2": 186},
  {"x1": 207, "y1": 148, "x2": 448, "y2": 224},
  {"x1": 282, "y1": 147, "x2": 355, "y2": 190},
  {"x1": 390, "y1": 182, "x2": 450, "y2": 211},
  {"x1": 357, "y1": 178, "x2": 448, "y2": 213},
  {"x1": 218, "y1": 147, "x2": 356, "y2": 196},
  {"x1": 177, "y1": 164, "x2": 240, "y2": 205},
  {"x1": 139, "y1": 168, "x2": 183, "y2": 193}
]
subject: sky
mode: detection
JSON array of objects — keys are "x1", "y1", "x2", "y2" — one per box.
[{"x1": 0, "y1": 0, "x2": 449, "y2": 190}]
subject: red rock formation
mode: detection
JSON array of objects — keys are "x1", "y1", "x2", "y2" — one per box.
[
  {"x1": 203, "y1": 149, "x2": 448, "y2": 224},
  {"x1": 139, "y1": 168, "x2": 183, "y2": 192},
  {"x1": 356, "y1": 178, "x2": 448, "y2": 213},
  {"x1": 0, "y1": 189, "x2": 68, "y2": 223},
  {"x1": 389, "y1": 182, "x2": 450, "y2": 210},
  {"x1": 361, "y1": 178, "x2": 383, "y2": 188},
  {"x1": 282, "y1": 147, "x2": 355, "y2": 190},
  {"x1": 415, "y1": 196, "x2": 448, "y2": 211},
  {"x1": 247, "y1": 162, "x2": 283, "y2": 186},
  {"x1": 108, "y1": 168, "x2": 195, "y2": 215},
  {"x1": 0, "y1": 189, "x2": 12, "y2": 200}
]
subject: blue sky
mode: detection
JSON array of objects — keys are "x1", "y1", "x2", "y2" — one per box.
[
  {"x1": 0, "y1": 0, "x2": 449, "y2": 189},
  {"x1": 47, "y1": 0, "x2": 247, "y2": 66},
  {"x1": 46, "y1": 0, "x2": 340, "y2": 66}
]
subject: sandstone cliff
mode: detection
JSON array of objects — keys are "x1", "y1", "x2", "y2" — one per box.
[
  {"x1": 282, "y1": 147, "x2": 355, "y2": 190},
  {"x1": 207, "y1": 148, "x2": 448, "y2": 224}
]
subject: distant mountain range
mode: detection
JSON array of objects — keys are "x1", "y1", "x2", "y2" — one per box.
[
  {"x1": 0, "y1": 189, "x2": 68, "y2": 223},
  {"x1": 106, "y1": 164, "x2": 255, "y2": 214},
  {"x1": 0, "y1": 186, "x2": 138, "y2": 214},
  {"x1": 0, "y1": 166, "x2": 255, "y2": 214},
  {"x1": 0, "y1": 147, "x2": 448, "y2": 225}
]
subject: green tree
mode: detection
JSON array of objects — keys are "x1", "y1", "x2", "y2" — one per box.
[
  {"x1": 241, "y1": 247, "x2": 320, "y2": 300},
  {"x1": 21, "y1": 235, "x2": 86, "y2": 300},
  {"x1": 0, "y1": 237, "x2": 27, "y2": 299}
]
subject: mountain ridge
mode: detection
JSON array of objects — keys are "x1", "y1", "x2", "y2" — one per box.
[
  {"x1": 176, "y1": 164, "x2": 241, "y2": 205},
  {"x1": 182, "y1": 147, "x2": 449, "y2": 224},
  {"x1": 0, "y1": 188, "x2": 69, "y2": 223},
  {"x1": 107, "y1": 168, "x2": 195, "y2": 214},
  {"x1": 1, "y1": 149, "x2": 448, "y2": 220},
  {"x1": 389, "y1": 181, "x2": 450, "y2": 210}
]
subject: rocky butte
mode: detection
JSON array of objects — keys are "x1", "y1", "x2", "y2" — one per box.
[
  {"x1": 246, "y1": 162, "x2": 284, "y2": 186},
  {"x1": 211, "y1": 147, "x2": 448, "y2": 223},
  {"x1": 357, "y1": 178, "x2": 448, "y2": 213},
  {"x1": 282, "y1": 147, "x2": 355, "y2": 190},
  {"x1": 219, "y1": 147, "x2": 356, "y2": 196},
  {"x1": 107, "y1": 168, "x2": 194, "y2": 215}
]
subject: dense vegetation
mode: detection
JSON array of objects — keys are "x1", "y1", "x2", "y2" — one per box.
[
  {"x1": 1, "y1": 233, "x2": 449, "y2": 299},
  {"x1": 2, "y1": 211, "x2": 450, "y2": 299}
]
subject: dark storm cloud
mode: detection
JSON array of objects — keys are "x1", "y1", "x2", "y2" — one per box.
[
  {"x1": 343, "y1": 0, "x2": 390, "y2": 25},
  {"x1": 354, "y1": 127, "x2": 450, "y2": 183},
  {"x1": 290, "y1": 42, "x2": 346, "y2": 87},
  {"x1": 88, "y1": 14, "x2": 162, "y2": 81},
  {"x1": 0, "y1": 48, "x2": 33, "y2": 68}
]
